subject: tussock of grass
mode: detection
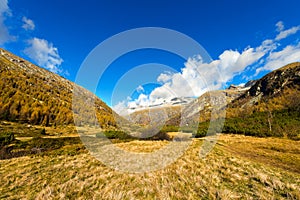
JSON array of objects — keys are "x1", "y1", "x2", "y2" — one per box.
[{"x1": 0, "y1": 135, "x2": 299, "y2": 199}]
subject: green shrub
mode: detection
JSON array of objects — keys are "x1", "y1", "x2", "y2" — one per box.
[
  {"x1": 222, "y1": 109, "x2": 300, "y2": 139},
  {"x1": 180, "y1": 126, "x2": 195, "y2": 133},
  {"x1": 192, "y1": 122, "x2": 208, "y2": 138},
  {"x1": 29, "y1": 137, "x2": 63, "y2": 149},
  {"x1": 160, "y1": 125, "x2": 179, "y2": 133},
  {"x1": 143, "y1": 131, "x2": 171, "y2": 141},
  {"x1": 96, "y1": 130, "x2": 134, "y2": 140},
  {"x1": 0, "y1": 132, "x2": 15, "y2": 147},
  {"x1": 40, "y1": 128, "x2": 46, "y2": 135}
]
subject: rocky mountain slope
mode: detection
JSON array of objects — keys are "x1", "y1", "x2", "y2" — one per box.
[
  {"x1": 219, "y1": 63, "x2": 300, "y2": 139},
  {"x1": 128, "y1": 105, "x2": 182, "y2": 126},
  {"x1": 0, "y1": 48, "x2": 117, "y2": 128},
  {"x1": 128, "y1": 62, "x2": 300, "y2": 139},
  {"x1": 230, "y1": 62, "x2": 300, "y2": 110}
]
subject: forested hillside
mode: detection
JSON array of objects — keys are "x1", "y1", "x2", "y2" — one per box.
[{"x1": 0, "y1": 48, "x2": 116, "y2": 128}]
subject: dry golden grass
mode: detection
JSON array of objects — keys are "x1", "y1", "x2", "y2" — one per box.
[
  {"x1": 115, "y1": 140, "x2": 169, "y2": 153},
  {"x1": 0, "y1": 135, "x2": 300, "y2": 199},
  {"x1": 218, "y1": 134, "x2": 300, "y2": 174},
  {"x1": 15, "y1": 137, "x2": 33, "y2": 141},
  {"x1": 167, "y1": 132, "x2": 192, "y2": 138}
]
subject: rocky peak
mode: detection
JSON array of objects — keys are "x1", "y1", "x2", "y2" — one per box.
[{"x1": 248, "y1": 62, "x2": 300, "y2": 97}]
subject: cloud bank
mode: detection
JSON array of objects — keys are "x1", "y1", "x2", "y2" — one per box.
[{"x1": 114, "y1": 21, "x2": 300, "y2": 115}]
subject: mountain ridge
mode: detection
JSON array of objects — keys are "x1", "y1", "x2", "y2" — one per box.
[{"x1": 0, "y1": 48, "x2": 117, "y2": 128}]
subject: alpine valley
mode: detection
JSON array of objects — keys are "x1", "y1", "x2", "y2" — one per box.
[{"x1": 0, "y1": 48, "x2": 300, "y2": 199}]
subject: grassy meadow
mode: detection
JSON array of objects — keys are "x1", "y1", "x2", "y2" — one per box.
[{"x1": 0, "y1": 130, "x2": 299, "y2": 199}]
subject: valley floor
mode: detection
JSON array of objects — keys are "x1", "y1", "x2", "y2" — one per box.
[{"x1": 0, "y1": 134, "x2": 300, "y2": 199}]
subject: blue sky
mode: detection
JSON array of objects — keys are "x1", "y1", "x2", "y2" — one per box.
[{"x1": 0, "y1": 0, "x2": 300, "y2": 113}]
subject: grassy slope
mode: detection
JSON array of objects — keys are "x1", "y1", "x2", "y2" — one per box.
[{"x1": 0, "y1": 135, "x2": 299, "y2": 199}]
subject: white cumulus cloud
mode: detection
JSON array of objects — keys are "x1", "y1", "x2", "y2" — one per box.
[
  {"x1": 157, "y1": 72, "x2": 173, "y2": 83},
  {"x1": 256, "y1": 42, "x2": 300, "y2": 74},
  {"x1": 22, "y1": 16, "x2": 35, "y2": 31},
  {"x1": 276, "y1": 21, "x2": 284, "y2": 32},
  {"x1": 275, "y1": 21, "x2": 300, "y2": 41},
  {"x1": 136, "y1": 85, "x2": 144, "y2": 93},
  {"x1": 0, "y1": 0, "x2": 12, "y2": 45},
  {"x1": 24, "y1": 37, "x2": 63, "y2": 73},
  {"x1": 146, "y1": 42, "x2": 269, "y2": 104}
]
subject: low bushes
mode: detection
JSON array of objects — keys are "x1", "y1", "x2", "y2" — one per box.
[
  {"x1": 0, "y1": 132, "x2": 14, "y2": 147},
  {"x1": 222, "y1": 109, "x2": 300, "y2": 139},
  {"x1": 178, "y1": 109, "x2": 300, "y2": 140},
  {"x1": 96, "y1": 130, "x2": 171, "y2": 141},
  {"x1": 96, "y1": 130, "x2": 134, "y2": 140},
  {"x1": 160, "y1": 125, "x2": 179, "y2": 133},
  {"x1": 142, "y1": 131, "x2": 171, "y2": 141}
]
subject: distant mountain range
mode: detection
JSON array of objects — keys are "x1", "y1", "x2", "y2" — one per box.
[
  {"x1": 127, "y1": 79, "x2": 255, "y2": 125},
  {"x1": 128, "y1": 96, "x2": 195, "y2": 112}
]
